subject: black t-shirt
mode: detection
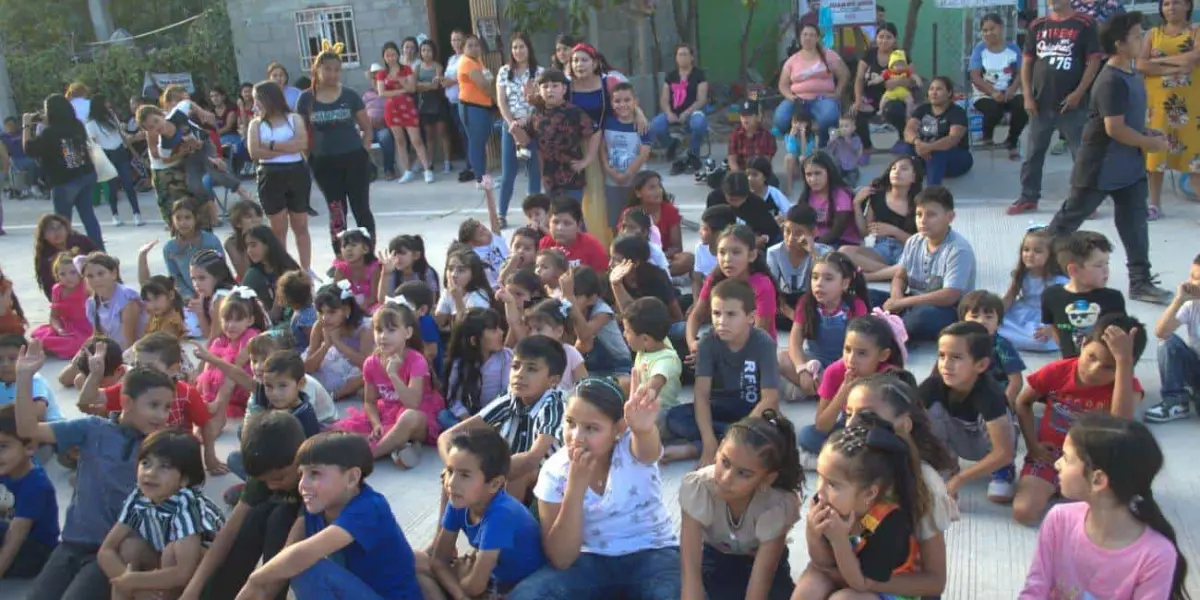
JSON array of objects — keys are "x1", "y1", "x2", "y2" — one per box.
[
  {"x1": 920, "y1": 371, "x2": 1009, "y2": 425},
  {"x1": 251, "y1": 385, "x2": 322, "y2": 438},
  {"x1": 664, "y1": 68, "x2": 707, "y2": 114},
  {"x1": 859, "y1": 46, "x2": 892, "y2": 105},
  {"x1": 624, "y1": 267, "x2": 676, "y2": 307},
  {"x1": 25, "y1": 124, "x2": 93, "y2": 186},
  {"x1": 1024, "y1": 14, "x2": 1100, "y2": 111},
  {"x1": 855, "y1": 506, "x2": 914, "y2": 583},
  {"x1": 1041, "y1": 284, "x2": 1126, "y2": 359},
  {"x1": 240, "y1": 476, "x2": 300, "y2": 507},
  {"x1": 1071, "y1": 65, "x2": 1148, "y2": 191},
  {"x1": 911, "y1": 103, "x2": 969, "y2": 150},
  {"x1": 705, "y1": 190, "x2": 783, "y2": 246},
  {"x1": 868, "y1": 190, "x2": 917, "y2": 234}
]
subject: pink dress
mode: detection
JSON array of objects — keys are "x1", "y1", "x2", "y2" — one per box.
[
  {"x1": 196, "y1": 328, "x2": 259, "y2": 417},
  {"x1": 334, "y1": 349, "x2": 445, "y2": 446},
  {"x1": 31, "y1": 282, "x2": 93, "y2": 358},
  {"x1": 332, "y1": 258, "x2": 381, "y2": 313}
]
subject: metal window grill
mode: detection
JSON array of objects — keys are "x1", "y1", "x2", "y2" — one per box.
[{"x1": 294, "y1": 6, "x2": 361, "y2": 69}]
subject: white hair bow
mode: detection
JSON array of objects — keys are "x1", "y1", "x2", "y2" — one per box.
[
  {"x1": 558, "y1": 298, "x2": 572, "y2": 317},
  {"x1": 337, "y1": 227, "x2": 371, "y2": 240},
  {"x1": 229, "y1": 286, "x2": 258, "y2": 300},
  {"x1": 386, "y1": 295, "x2": 414, "y2": 310},
  {"x1": 335, "y1": 279, "x2": 353, "y2": 299}
]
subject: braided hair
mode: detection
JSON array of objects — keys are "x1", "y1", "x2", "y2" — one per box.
[
  {"x1": 725, "y1": 409, "x2": 804, "y2": 492},
  {"x1": 826, "y1": 412, "x2": 921, "y2": 530}
]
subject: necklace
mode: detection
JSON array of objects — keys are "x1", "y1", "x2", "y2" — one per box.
[{"x1": 725, "y1": 504, "x2": 746, "y2": 540}]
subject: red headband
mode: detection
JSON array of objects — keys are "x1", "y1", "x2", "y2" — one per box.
[{"x1": 571, "y1": 43, "x2": 599, "y2": 59}]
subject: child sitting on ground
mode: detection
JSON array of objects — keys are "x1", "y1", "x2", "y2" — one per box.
[
  {"x1": 564, "y1": 266, "x2": 633, "y2": 378},
  {"x1": 427, "y1": 428, "x2": 548, "y2": 597},
  {"x1": 378, "y1": 234, "x2": 441, "y2": 309},
  {"x1": 238, "y1": 432, "x2": 437, "y2": 599},
  {"x1": 691, "y1": 205, "x2": 737, "y2": 302},
  {"x1": 1145, "y1": 253, "x2": 1200, "y2": 423},
  {"x1": 623, "y1": 297, "x2": 683, "y2": 429},
  {"x1": 521, "y1": 194, "x2": 551, "y2": 238},
  {"x1": 439, "y1": 307, "x2": 511, "y2": 429},
  {"x1": 920, "y1": 321, "x2": 1018, "y2": 504},
  {"x1": 0, "y1": 405, "x2": 59, "y2": 580},
  {"x1": 768, "y1": 205, "x2": 833, "y2": 332},
  {"x1": 0, "y1": 334, "x2": 62, "y2": 422},
  {"x1": 797, "y1": 152, "x2": 861, "y2": 247},
  {"x1": 665, "y1": 279, "x2": 780, "y2": 464},
  {"x1": 783, "y1": 110, "x2": 817, "y2": 198},
  {"x1": 537, "y1": 197, "x2": 610, "y2": 273},
  {"x1": 30, "y1": 252, "x2": 91, "y2": 359},
  {"x1": 1012, "y1": 314, "x2": 1146, "y2": 526},
  {"x1": 332, "y1": 228, "x2": 381, "y2": 313},
  {"x1": 959, "y1": 290, "x2": 1026, "y2": 408},
  {"x1": 196, "y1": 289, "x2": 267, "y2": 425},
  {"x1": 459, "y1": 216, "x2": 508, "y2": 290},
  {"x1": 97, "y1": 430, "x2": 225, "y2": 600},
  {"x1": 306, "y1": 282, "x2": 374, "y2": 401},
  {"x1": 138, "y1": 275, "x2": 189, "y2": 340},
  {"x1": 275, "y1": 270, "x2": 318, "y2": 354},
  {"x1": 393, "y1": 281, "x2": 445, "y2": 376},
  {"x1": 193, "y1": 348, "x2": 323, "y2": 442},
  {"x1": 728, "y1": 99, "x2": 775, "y2": 173},
  {"x1": 999, "y1": 227, "x2": 1067, "y2": 353},
  {"x1": 523, "y1": 300, "x2": 588, "y2": 390},
  {"x1": 1041, "y1": 231, "x2": 1127, "y2": 359}
]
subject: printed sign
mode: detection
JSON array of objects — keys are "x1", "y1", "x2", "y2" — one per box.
[
  {"x1": 935, "y1": 0, "x2": 1016, "y2": 7},
  {"x1": 142, "y1": 72, "x2": 195, "y2": 96},
  {"x1": 826, "y1": 0, "x2": 878, "y2": 25}
]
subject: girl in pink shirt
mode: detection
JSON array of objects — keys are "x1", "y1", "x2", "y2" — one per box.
[
  {"x1": 333, "y1": 302, "x2": 446, "y2": 467},
  {"x1": 799, "y1": 152, "x2": 860, "y2": 246},
  {"x1": 1021, "y1": 414, "x2": 1186, "y2": 600},
  {"x1": 687, "y1": 224, "x2": 779, "y2": 352}
]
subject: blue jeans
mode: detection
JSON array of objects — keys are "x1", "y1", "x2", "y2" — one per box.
[
  {"x1": 291, "y1": 558, "x2": 385, "y2": 600},
  {"x1": 219, "y1": 133, "x2": 242, "y2": 147},
  {"x1": 798, "y1": 424, "x2": 830, "y2": 454},
  {"x1": 460, "y1": 103, "x2": 494, "y2": 181},
  {"x1": 1158, "y1": 334, "x2": 1200, "y2": 407},
  {"x1": 649, "y1": 111, "x2": 708, "y2": 156},
  {"x1": 52, "y1": 171, "x2": 104, "y2": 251},
  {"x1": 373, "y1": 128, "x2": 397, "y2": 175},
  {"x1": 666, "y1": 400, "x2": 755, "y2": 450},
  {"x1": 508, "y1": 548, "x2": 681, "y2": 600},
  {"x1": 449, "y1": 101, "x2": 467, "y2": 145},
  {"x1": 584, "y1": 345, "x2": 632, "y2": 378},
  {"x1": 103, "y1": 147, "x2": 141, "y2": 216},
  {"x1": 902, "y1": 304, "x2": 959, "y2": 343},
  {"x1": 773, "y1": 97, "x2": 840, "y2": 146},
  {"x1": 898, "y1": 144, "x2": 973, "y2": 185},
  {"x1": 500, "y1": 126, "x2": 541, "y2": 217}
]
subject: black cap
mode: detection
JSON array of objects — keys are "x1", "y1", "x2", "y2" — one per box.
[{"x1": 741, "y1": 99, "x2": 760, "y2": 114}]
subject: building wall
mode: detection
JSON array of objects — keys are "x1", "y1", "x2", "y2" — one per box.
[{"x1": 224, "y1": 0, "x2": 431, "y2": 91}]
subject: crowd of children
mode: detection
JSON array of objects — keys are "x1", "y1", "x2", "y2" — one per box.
[{"x1": 0, "y1": 18, "x2": 1196, "y2": 597}]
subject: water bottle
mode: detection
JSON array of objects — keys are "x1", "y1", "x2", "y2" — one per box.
[{"x1": 969, "y1": 112, "x2": 984, "y2": 145}]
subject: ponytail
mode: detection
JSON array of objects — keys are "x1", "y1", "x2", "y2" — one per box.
[
  {"x1": 828, "y1": 413, "x2": 922, "y2": 530},
  {"x1": 1131, "y1": 491, "x2": 1191, "y2": 600},
  {"x1": 799, "y1": 251, "x2": 869, "y2": 341},
  {"x1": 726, "y1": 409, "x2": 804, "y2": 492}
]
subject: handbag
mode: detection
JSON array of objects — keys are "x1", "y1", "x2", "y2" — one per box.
[{"x1": 88, "y1": 141, "x2": 117, "y2": 182}]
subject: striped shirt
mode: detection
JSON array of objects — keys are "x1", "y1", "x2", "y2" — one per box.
[
  {"x1": 117, "y1": 486, "x2": 225, "y2": 552},
  {"x1": 477, "y1": 388, "x2": 566, "y2": 456}
]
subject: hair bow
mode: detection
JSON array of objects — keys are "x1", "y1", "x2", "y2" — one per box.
[
  {"x1": 386, "y1": 295, "x2": 414, "y2": 310},
  {"x1": 558, "y1": 298, "x2": 572, "y2": 317},
  {"x1": 415, "y1": 33, "x2": 429, "y2": 45},
  {"x1": 871, "y1": 307, "x2": 908, "y2": 364},
  {"x1": 320, "y1": 39, "x2": 346, "y2": 56},
  {"x1": 72, "y1": 255, "x2": 88, "y2": 274},
  {"x1": 337, "y1": 227, "x2": 370, "y2": 240},
  {"x1": 865, "y1": 422, "x2": 908, "y2": 454},
  {"x1": 1026, "y1": 222, "x2": 1048, "y2": 232},
  {"x1": 229, "y1": 286, "x2": 258, "y2": 300},
  {"x1": 335, "y1": 279, "x2": 353, "y2": 300}
]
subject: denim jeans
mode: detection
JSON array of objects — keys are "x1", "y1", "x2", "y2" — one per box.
[
  {"x1": 666, "y1": 400, "x2": 756, "y2": 450},
  {"x1": 1019, "y1": 107, "x2": 1087, "y2": 203},
  {"x1": 200, "y1": 498, "x2": 298, "y2": 600},
  {"x1": 103, "y1": 147, "x2": 141, "y2": 215},
  {"x1": 508, "y1": 547, "x2": 682, "y2": 600},
  {"x1": 460, "y1": 103, "x2": 494, "y2": 180},
  {"x1": 773, "y1": 96, "x2": 840, "y2": 146},
  {"x1": 902, "y1": 304, "x2": 959, "y2": 343},
  {"x1": 649, "y1": 111, "x2": 708, "y2": 156},
  {"x1": 52, "y1": 171, "x2": 105, "y2": 251},
  {"x1": 897, "y1": 143, "x2": 973, "y2": 185},
  {"x1": 373, "y1": 127, "x2": 397, "y2": 175},
  {"x1": 1048, "y1": 179, "x2": 1152, "y2": 280},
  {"x1": 798, "y1": 424, "x2": 830, "y2": 454},
  {"x1": 291, "y1": 558, "x2": 386, "y2": 600},
  {"x1": 1158, "y1": 334, "x2": 1200, "y2": 407},
  {"x1": 24, "y1": 542, "x2": 109, "y2": 600},
  {"x1": 0, "y1": 519, "x2": 53, "y2": 578},
  {"x1": 500, "y1": 126, "x2": 541, "y2": 217},
  {"x1": 449, "y1": 101, "x2": 467, "y2": 145},
  {"x1": 702, "y1": 544, "x2": 793, "y2": 600}
]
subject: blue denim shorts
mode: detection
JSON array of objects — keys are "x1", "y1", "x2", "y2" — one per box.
[{"x1": 874, "y1": 236, "x2": 905, "y2": 265}]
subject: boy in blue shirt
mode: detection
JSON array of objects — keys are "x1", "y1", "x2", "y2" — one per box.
[
  {"x1": 958, "y1": 290, "x2": 1026, "y2": 408},
  {"x1": 240, "y1": 431, "x2": 434, "y2": 600},
  {"x1": 0, "y1": 334, "x2": 61, "y2": 421},
  {"x1": 0, "y1": 405, "x2": 59, "y2": 579},
  {"x1": 602, "y1": 82, "x2": 653, "y2": 232},
  {"x1": 428, "y1": 427, "x2": 547, "y2": 597},
  {"x1": 15, "y1": 339, "x2": 173, "y2": 600}
]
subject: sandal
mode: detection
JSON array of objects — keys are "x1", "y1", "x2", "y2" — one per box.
[{"x1": 1147, "y1": 205, "x2": 1162, "y2": 221}]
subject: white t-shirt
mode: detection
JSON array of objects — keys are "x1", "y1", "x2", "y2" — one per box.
[
  {"x1": 435, "y1": 289, "x2": 492, "y2": 316},
  {"x1": 303, "y1": 374, "x2": 337, "y2": 424},
  {"x1": 693, "y1": 243, "x2": 717, "y2": 278},
  {"x1": 559, "y1": 343, "x2": 586, "y2": 391},
  {"x1": 444, "y1": 54, "x2": 463, "y2": 104},
  {"x1": 257, "y1": 114, "x2": 305, "y2": 164},
  {"x1": 763, "y1": 185, "x2": 792, "y2": 214},
  {"x1": 648, "y1": 243, "x2": 670, "y2": 274},
  {"x1": 533, "y1": 431, "x2": 678, "y2": 556},
  {"x1": 473, "y1": 234, "x2": 509, "y2": 289},
  {"x1": 1174, "y1": 299, "x2": 1200, "y2": 353},
  {"x1": 85, "y1": 120, "x2": 125, "y2": 150}
]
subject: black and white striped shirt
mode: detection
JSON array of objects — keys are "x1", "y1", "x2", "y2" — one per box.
[
  {"x1": 478, "y1": 388, "x2": 566, "y2": 457},
  {"x1": 117, "y1": 486, "x2": 225, "y2": 552}
]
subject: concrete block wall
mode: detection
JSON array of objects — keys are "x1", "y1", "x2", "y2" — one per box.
[{"x1": 224, "y1": 0, "x2": 430, "y2": 92}]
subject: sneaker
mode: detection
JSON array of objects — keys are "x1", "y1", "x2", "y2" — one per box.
[
  {"x1": 687, "y1": 153, "x2": 702, "y2": 172},
  {"x1": 424, "y1": 170, "x2": 435, "y2": 184},
  {"x1": 499, "y1": 216, "x2": 508, "y2": 230},
  {"x1": 398, "y1": 171, "x2": 416, "y2": 184},
  {"x1": 1050, "y1": 138, "x2": 1068, "y2": 155},
  {"x1": 1130, "y1": 279, "x2": 1173, "y2": 305},
  {"x1": 112, "y1": 215, "x2": 124, "y2": 227},
  {"x1": 987, "y1": 466, "x2": 1016, "y2": 503},
  {"x1": 516, "y1": 147, "x2": 531, "y2": 160},
  {"x1": 669, "y1": 159, "x2": 687, "y2": 176},
  {"x1": 1144, "y1": 401, "x2": 1190, "y2": 423},
  {"x1": 133, "y1": 213, "x2": 145, "y2": 227},
  {"x1": 458, "y1": 169, "x2": 476, "y2": 183},
  {"x1": 391, "y1": 442, "x2": 422, "y2": 468},
  {"x1": 1006, "y1": 199, "x2": 1038, "y2": 215},
  {"x1": 799, "y1": 450, "x2": 819, "y2": 471}
]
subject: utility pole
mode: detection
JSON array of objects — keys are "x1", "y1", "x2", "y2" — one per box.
[
  {"x1": 88, "y1": 0, "x2": 116, "y2": 43},
  {"x1": 0, "y1": 36, "x2": 16, "y2": 121}
]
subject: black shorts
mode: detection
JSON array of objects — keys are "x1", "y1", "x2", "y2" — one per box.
[{"x1": 256, "y1": 161, "x2": 312, "y2": 215}]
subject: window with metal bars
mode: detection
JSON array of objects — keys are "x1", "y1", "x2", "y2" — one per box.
[{"x1": 294, "y1": 6, "x2": 362, "y2": 69}]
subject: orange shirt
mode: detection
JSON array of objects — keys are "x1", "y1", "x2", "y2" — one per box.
[
  {"x1": 104, "y1": 380, "x2": 211, "y2": 431},
  {"x1": 457, "y1": 56, "x2": 494, "y2": 107}
]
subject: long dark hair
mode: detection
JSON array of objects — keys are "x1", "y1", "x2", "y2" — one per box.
[
  {"x1": 610, "y1": 235, "x2": 672, "y2": 300},
  {"x1": 798, "y1": 23, "x2": 833, "y2": 75},
  {"x1": 88, "y1": 93, "x2": 120, "y2": 132},
  {"x1": 1070, "y1": 414, "x2": 1191, "y2": 600},
  {"x1": 725, "y1": 409, "x2": 804, "y2": 492},
  {"x1": 846, "y1": 315, "x2": 906, "y2": 369},
  {"x1": 797, "y1": 252, "x2": 869, "y2": 341},
  {"x1": 797, "y1": 151, "x2": 852, "y2": 230},
  {"x1": 45, "y1": 94, "x2": 86, "y2": 139},
  {"x1": 708, "y1": 224, "x2": 774, "y2": 289},
  {"x1": 244, "y1": 225, "x2": 301, "y2": 274},
  {"x1": 448, "y1": 250, "x2": 495, "y2": 299},
  {"x1": 552, "y1": 34, "x2": 579, "y2": 70},
  {"x1": 827, "y1": 413, "x2": 922, "y2": 531},
  {"x1": 442, "y1": 307, "x2": 504, "y2": 415},
  {"x1": 141, "y1": 275, "x2": 186, "y2": 325},
  {"x1": 254, "y1": 80, "x2": 291, "y2": 121},
  {"x1": 1005, "y1": 227, "x2": 1059, "y2": 303},
  {"x1": 508, "y1": 32, "x2": 539, "y2": 80},
  {"x1": 869, "y1": 155, "x2": 924, "y2": 229},
  {"x1": 34, "y1": 214, "x2": 82, "y2": 298},
  {"x1": 388, "y1": 234, "x2": 437, "y2": 292},
  {"x1": 848, "y1": 373, "x2": 956, "y2": 474}
]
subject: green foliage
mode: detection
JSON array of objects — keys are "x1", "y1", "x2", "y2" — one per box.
[
  {"x1": 1, "y1": 0, "x2": 237, "y2": 112},
  {"x1": 503, "y1": 0, "x2": 645, "y2": 37}
]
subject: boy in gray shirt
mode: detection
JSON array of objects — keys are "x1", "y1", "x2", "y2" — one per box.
[
  {"x1": 663, "y1": 279, "x2": 780, "y2": 465},
  {"x1": 884, "y1": 186, "x2": 977, "y2": 342},
  {"x1": 12, "y1": 342, "x2": 174, "y2": 600}
]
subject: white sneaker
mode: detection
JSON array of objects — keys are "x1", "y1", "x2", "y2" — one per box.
[
  {"x1": 443, "y1": 161, "x2": 453, "y2": 174},
  {"x1": 133, "y1": 213, "x2": 145, "y2": 227},
  {"x1": 391, "y1": 442, "x2": 422, "y2": 468},
  {"x1": 799, "y1": 450, "x2": 819, "y2": 471},
  {"x1": 398, "y1": 171, "x2": 416, "y2": 184},
  {"x1": 424, "y1": 170, "x2": 435, "y2": 184},
  {"x1": 987, "y1": 478, "x2": 1015, "y2": 503},
  {"x1": 112, "y1": 215, "x2": 124, "y2": 227}
]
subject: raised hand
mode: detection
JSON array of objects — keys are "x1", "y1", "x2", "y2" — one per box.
[
  {"x1": 85, "y1": 341, "x2": 108, "y2": 376},
  {"x1": 16, "y1": 340, "x2": 46, "y2": 377},
  {"x1": 624, "y1": 385, "x2": 660, "y2": 434},
  {"x1": 138, "y1": 240, "x2": 160, "y2": 255}
]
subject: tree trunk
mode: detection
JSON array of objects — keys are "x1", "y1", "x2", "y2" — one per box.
[
  {"x1": 88, "y1": 0, "x2": 114, "y2": 42},
  {"x1": 901, "y1": 0, "x2": 922, "y2": 53},
  {"x1": 738, "y1": 0, "x2": 757, "y2": 83},
  {"x1": 670, "y1": 0, "x2": 696, "y2": 46}
]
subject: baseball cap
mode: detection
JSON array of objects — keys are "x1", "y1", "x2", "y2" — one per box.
[{"x1": 741, "y1": 99, "x2": 760, "y2": 114}]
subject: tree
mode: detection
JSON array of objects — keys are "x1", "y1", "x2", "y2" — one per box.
[
  {"x1": 671, "y1": 0, "x2": 696, "y2": 46},
  {"x1": 901, "y1": 0, "x2": 922, "y2": 52}
]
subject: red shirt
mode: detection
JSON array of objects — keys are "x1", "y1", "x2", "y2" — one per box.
[
  {"x1": 728, "y1": 124, "x2": 777, "y2": 163},
  {"x1": 539, "y1": 232, "x2": 610, "y2": 274},
  {"x1": 621, "y1": 202, "x2": 682, "y2": 251},
  {"x1": 1026, "y1": 358, "x2": 1143, "y2": 448},
  {"x1": 104, "y1": 380, "x2": 211, "y2": 431}
]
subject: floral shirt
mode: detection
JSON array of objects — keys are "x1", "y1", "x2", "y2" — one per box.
[{"x1": 524, "y1": 103, "x2": 595, "y2": 193}]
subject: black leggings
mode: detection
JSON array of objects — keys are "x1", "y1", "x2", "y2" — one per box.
[
  {"x1": 855, "y1": 98, "x2": 908, "y2": 151},
  {"x1": 973, "y1": 96, "x2": 1029, "y2": 148},
  {"x1": 202, "y1": 499, "x2": 299, "y2": 600},
  {"x1": 310, "y1": 148, "x2": 374, "y2": 252}
]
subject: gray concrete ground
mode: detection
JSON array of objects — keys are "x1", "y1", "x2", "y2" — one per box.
[{"x1": 3, "y1": 134, "x2": 1200, "y2": 598}]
